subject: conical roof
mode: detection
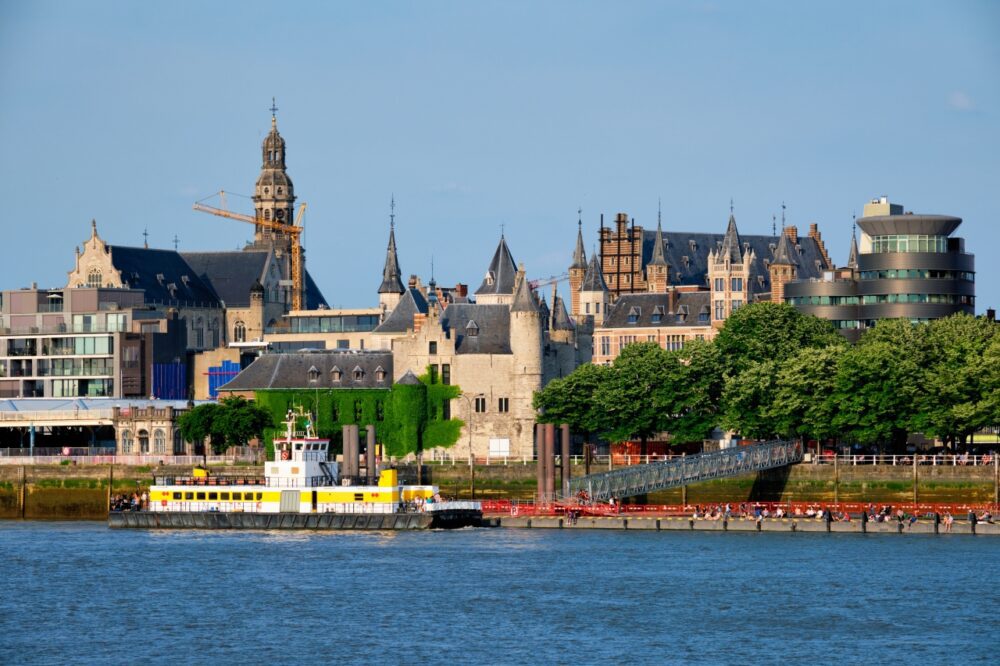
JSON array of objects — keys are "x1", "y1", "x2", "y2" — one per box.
[
  {"x1": 847, "y1": 234, "x2": 859, "y2": 269},
  {"x1": 771, "y1": 231, "x2": 798, "y2": 266},
  {"x1": 580, "y1": 253, "x2": 608, "y2": 292},
  {"x1": 648, "y1": 219, "x2": 668, "y2": 267},
  {"x1": 475, "y1": 235, "x2": 518, "y2": 296},
  {"x1": 510, "y1": 265, "x2": 540, "y2": 313},
  {"x1": 718, "y1": 214, "x2": 743, "y2": 264},
  {"x1": 571, "y1": 221, "x2": 587, "y2": 269},
  {"x1": 378, "y1": 223, "x2": 405, "y2": 294},
  {"x1": 551, "y1": 295, "x2": 574, "y2": 330}
]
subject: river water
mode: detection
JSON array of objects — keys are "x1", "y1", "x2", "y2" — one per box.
[{"x1": 0, "y1": 522, "x2": 997, "y2": 665}]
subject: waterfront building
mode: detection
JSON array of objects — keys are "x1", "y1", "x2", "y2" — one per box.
[{"x1": 785, "y1": 197, "x2": 975, "y2": 340}]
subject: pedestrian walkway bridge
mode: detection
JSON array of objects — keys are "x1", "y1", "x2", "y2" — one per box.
[{"x1": 568, "y1": 440, "x2": 803, "y2": 502}]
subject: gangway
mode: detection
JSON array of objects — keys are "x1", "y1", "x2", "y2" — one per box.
[{"x1": 568, "y1": 440, "x2": 803, "y2": 502}]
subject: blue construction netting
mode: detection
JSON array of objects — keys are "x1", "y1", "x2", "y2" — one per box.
[
  {"x1": 208, "y1": 360, "x2": 241, "y2": 398},
  {"x1": 152, "y1": 362, "x2": 187, "y2": 400}
]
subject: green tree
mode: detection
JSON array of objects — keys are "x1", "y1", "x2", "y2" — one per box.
[
  {"x1": 533, "y1": 362, "x2": 609, "y2": 440},
  {"x1": 214, "y1": 396, "x2": 275, "y2": 450},
  {"x1": 593, "y1": 342, "x2": 673, "y2": 454},
  {"x1": 720, "y1": 360, "x2": 780, "y2": 440},
  {"x1": 713, "y1": 302, "x2": 841, "y2": 376},
  {"x1": 667, "y1": 339, "x2": 725, "y2": 443},
  {"x1": 177, "y1": 402, "x2": 225, "y2": 453},
  {"x1": 974, "y1": 335, "x2": 1000, "y2": 433},
  {"x1": 769, "y1": 345, "x2": 844, "y2": 443},
  {"x1": 911, "y1": 313, "x2": 997, "y2": 447}
]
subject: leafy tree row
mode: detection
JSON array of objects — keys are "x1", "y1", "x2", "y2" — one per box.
[{"x1": 535, "y1": 303, "x2": 1000, "y2": 451}]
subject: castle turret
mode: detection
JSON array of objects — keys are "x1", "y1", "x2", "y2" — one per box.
[
  {"x1": 769, "y1": 230, "x2": 798, "y2": 303},
  {"x1": 579, "y1": 252, "x2": 610, "y2": 325},
  {"x1": 510, "y1": 264, "x2": 544, "y2": 447},
  {"x1": 378, "y1": 198, "x2": 405, "y2": 314},
  {"x1": 708, "y1": 212, "x2": 754, "y2": 326},
  {"x1": 475, "y1": 234, "x2": 518, "y2": 305},
  {"x1": 646, "y1": 211, "x2": 669, "y2": 294},
  {"x1": 569, "y1": 217, "x2": 587, "y2": 317}
]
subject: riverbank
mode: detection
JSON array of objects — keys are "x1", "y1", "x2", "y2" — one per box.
[{"x1": 1, "y1": 460, "x2": 996, "y2": 519}]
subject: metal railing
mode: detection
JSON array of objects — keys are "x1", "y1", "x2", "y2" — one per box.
[
  {"x1": 0, "y1": 454, "x2": 259, "y2": 465},
  {"x1": 568, "y1": 440, "x2": 803, "y2": 502},
  {"x1": 811, "y1": 453, "x2": 998, "y2": 467}
]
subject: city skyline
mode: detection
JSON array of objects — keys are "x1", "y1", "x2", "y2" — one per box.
[{"x1": 1, "y1": 1, "x2": 997, "y2": 310}]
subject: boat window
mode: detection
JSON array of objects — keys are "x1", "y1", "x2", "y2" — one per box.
[
  {"x1": 256, "y1": 492, "x2": 263, "y2": 501},
  {"x1": 196, "y1": 492, "x2": 206, "y2": 500},
  {"x1": 231, "y1": 492, "x2": 241, "y2": 501},
  {"x1": 220, "y1": 492, "x2": 230, "y2": 501},
  {"x1": 185, "y1": 492, "x2": 194, "y2": 500},
  {"x1": 295, "y1": 443, "x2": 303, "y2": 451},
  {"x1": 354, "y1": 493, "x2": 364, "y2": 502},
  {"x1": 172, "y1": 492, "x2": 181, "y2": 500}
]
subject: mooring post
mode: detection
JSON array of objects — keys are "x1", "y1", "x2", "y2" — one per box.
[
  {"x1": 544, "y1": 424, "x2": 556, "y2": 503},
  {"x1": 912, "y1": 451, "x2": 918, "y2": 506},
  {"x1": 366, "y1": 425, "x2": 376, "y2": 482},
  {"x1": 561, "y1": 423, "x2": 571, "y2": 498}
]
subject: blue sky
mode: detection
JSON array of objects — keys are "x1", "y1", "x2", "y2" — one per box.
[{"x1": 1, "y1": 1, "x2": 997, "y2": 310}]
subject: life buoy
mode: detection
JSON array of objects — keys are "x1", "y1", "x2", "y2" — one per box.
[
  {"x1": 511, "y1": 505, "x2": 518, "y2": 517},
  {"x1": 280, "y1": 450, "x2": 290, "y2": 461},
  {"x1": 161, "y1": 499, "x2": 167, "y2": 507}
]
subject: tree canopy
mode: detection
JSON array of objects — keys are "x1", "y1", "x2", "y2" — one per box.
[{"x1": 178, "y1": 397, "x2": 274, "y2": 454}]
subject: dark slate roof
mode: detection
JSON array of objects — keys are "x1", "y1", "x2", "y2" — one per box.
[
  {"x1": 603, "y1": 291, "x2": 712, "y2": 328},
  {"x1": 220, "y1": 351, "x2": 393, "y2": 390},
  {"x1": 475, "y1": 236, "x2": 518, "y2": 296},
  {"x1": 441, "y1": 303, "x2": 512, "y2": 354},
  {"x1": 648, "y1": 220, "x2": 668, "y2": 267},
  {"x1": 571, "y1": 222, "x2": 587, "y2": 269},
  {"x1": 302, "y1": 269, "x2": 328, "y2": 309},
  {"x1": 109, "y1": 246, "x2": 219, "y2": 306},
  {"x1": 638, "y1": 229, "x2": 830, "y2": 297},
  {"x1": 372, "y1": 288, "x2": 428, "y2": 334},
  {"x1": 396, "y1": 370, "x2": 421, "y2": 385},
  {"x1": 182, "y1": 251, "x2": 269, "y2": 308},
  {"x1": 718, "y1": 214, "x2": 743, "y2": 264},
  {"x1": 847, "y1": 234, "x2": 859, "y2": 269},
  {"x1": 378, "y1": 224, "x2": 405, "y2": 294},
  {"x1": 580, "y1": 253, "x2": 608, "y2": 292},
  {"x1": 771, "y1": 232, "x2": 799, "y2": 266},
  {"x1": 510, "y1": 271, "x2": 539, "y2": 313}
]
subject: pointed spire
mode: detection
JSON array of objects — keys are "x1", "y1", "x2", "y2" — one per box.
[
  {"x1": 580, "y1": 252, "x2": 608, "y2": 293},
  {"x1": 378, "y1": 200, "x2": 405, "y2": 295},
  {"x1": 475, "y1": 234, "x2": 518, "y2": 295},
  {"x1": 511, "y1": 263, "x2": 539, "y2": 313},
  {"x1": 90, "y1": 219, "x2": 98, "y2": 239},
  {"x1": 718, "y1": 211, "x2": 743, "y2": 264},
  {"x1": 847, "y1": 233, "x2": 859, "y2": 270},
  {"x1": 571, "y1": 212, "x2": 587, "y2": 269},
  {"x1": 552, "y1": 294, "x2": 574, "y2": 330},
  {"x1": 772, "y1": 231, "x2": 798, "y2": 266},
  {"x1": 648, "y1": 213, "x2": 668, "y2": 267}
]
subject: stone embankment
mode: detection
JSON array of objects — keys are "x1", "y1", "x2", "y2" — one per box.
[{"x1": 497, "y1": 515, "x2": 1000, "y2": 535}]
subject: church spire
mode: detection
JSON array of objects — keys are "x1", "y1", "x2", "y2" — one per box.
[
  {"x1": 771, "y1": 230, "x2": 798, "y2": 266},
  {"x1": 847, "y1": 232, "x2": 859, "y2": 270},
  {"x1": 718, "y1": 212, "x2": 743, "y2": 264},
  {"x1": 571, "y1": 211, "x2": 587, "y2": 269},
  {"x1": 648, "y1": 208, "x2": 667, "y2": 267},
  {"x1": 378, "y1": 197, "x2": 405, "y2": 295}
]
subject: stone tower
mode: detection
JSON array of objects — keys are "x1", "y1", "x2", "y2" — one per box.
[
  {"x1": 252, "y1": 111, "x2": 296, "y2": 248},
  {"x1": 646, "y1": 213, "x2": 669, "y2": 294},
  {"x1": 378, "y1": 200, "x2": 405, "y2": 314},
  {"x1": 579, "y1": 253, "x2": 610, "y2": 325},
  {"x1": 708, "y1": 213, "x2": 754, "y2": 327},
  {"x1": 568, "y1": 219, "x2": 587, "y2": 318},
  {"x1": 509, "y1": 264, "x2": 543, "y2": 450},
  {"x1": 769, "y1": 230, "x2": 798, "y2": 304}
]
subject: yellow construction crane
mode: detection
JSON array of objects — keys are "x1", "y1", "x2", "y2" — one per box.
[{"x1": 193, "y1": 190, "x2": 307, "y2": 311}]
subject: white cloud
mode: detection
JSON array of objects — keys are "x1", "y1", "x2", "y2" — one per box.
[{"x1": 948, "y1": 91, "x2": 974, "y2": 111}]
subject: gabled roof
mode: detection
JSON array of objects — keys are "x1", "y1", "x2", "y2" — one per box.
[
  {"x1": 441, "y1": 303, "x2": 511, "y2": 354},
  {"x1": 717, "y1": 214, "x2": 743, "y2": 264},
  {"x1": 580, "y1": 253, "x2": 608, "y2": 292},
  {"x1": 475, "y1": 236, "x2": 518, "y2": 296},
  {"x1": 378, "y1": 223, "x2": 405, "y2": 295},
  {"x1": 372, "y1": 287, "x2": 428, "y2": 334},
  {"x1": 220, "y1": 351, "x2": 393, "y2": 391},
  {"x1": 602, "y1": 291, "x2": 712, "y2": 328},
  {"x1": 108, "y1": 246, "x2": 219, "y2": 306},
  {"x1": 571, "y1": 222, "x2": 587, "y2": 269},
  {"x1": 770, "y1": 232, "x2": 799, "y2": 267}
]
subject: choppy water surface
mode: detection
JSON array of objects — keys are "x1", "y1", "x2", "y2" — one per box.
[{"x1": 0, "y1": 522, "x2": 997, "y2": 664}]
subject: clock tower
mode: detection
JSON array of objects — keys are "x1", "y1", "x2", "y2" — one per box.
[{"x1": 251, "y1": 101, "x2": 296, "y2": 255}]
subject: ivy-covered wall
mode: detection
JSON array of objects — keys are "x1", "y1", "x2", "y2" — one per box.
[{"x1": 253, "y1": 371, "x2": 463, "y2": 458}]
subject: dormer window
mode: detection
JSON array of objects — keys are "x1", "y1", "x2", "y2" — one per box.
[
  {"x1": 156, "y1": 273, "x2": 165, "y2": 284},
  {"x1": 698, "y1": 307, "x2": 710, "y2": 324},
  {"x1": 627, "y1": 307, "x2": 641, "y2": 324},
  {"x1": 466, "y1": 320, "x2": 479, "y2": 337},
  {"x1": 331, "y1": 366, "x2": 342, "y2": 383},
  {"x1": 353, "y1": 366, "x2": 364, "y2": 381},
  {"x1": 676, "y1": 305, "x2": 689, "y2": 323},
  {"x1": 375, "y1": 366, "x2": 386, "y2": 383},
  {"x1": 484, "y1": 270, "x2": 495, "y2": 286},
  {"x1": 651, "y1": 306, "x2": 665, "y2": 324},
  {"x1": 307, "y1": 365, "x2": 320, "y2": 383}
]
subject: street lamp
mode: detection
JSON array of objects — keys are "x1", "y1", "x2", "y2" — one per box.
[{"x1": 458, "y1": 392, "x2": 484, "y2": 500}]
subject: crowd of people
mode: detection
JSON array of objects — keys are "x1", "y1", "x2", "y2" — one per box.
[{"x1": 109, "y1": 491, "x2": 148, "y2": 512}]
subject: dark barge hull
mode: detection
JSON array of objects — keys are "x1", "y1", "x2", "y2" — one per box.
[{"x1": 109, "y1": 510, "x2": 483, "y2": 531}]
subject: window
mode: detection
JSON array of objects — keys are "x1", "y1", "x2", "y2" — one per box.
[
  {"x1": 714, "y1": 278, "x2": 725, "y2": 292},
  {"x1": 107, "y1": 313, "x2": 127, "y2": 332},
  {"x1": 308, "y1": 365, "x2": 320, "y2": 383},
  {"x1": 498, "y1": 397, "x2": 509, "y2": 413},
  {"x1": 174, "y1": 430, "x2": 184, "y2": 454},
  {"x1": 185, "y1": 492, "x2": 194, "y2": 500},
  {"x1": 208, "y1": 492, "x2": 218, "y2": 501},
  {"x1": 153, "y1": 429, "x2": 166, "y2": 454},
  {"x1": 234, "y1": 321, "x2": 246, "y2": 343},
  {"x1": 600, "y1": 336, "x2": 610, "y2": 356},
  {"x1": 429, "y1": 365, "x2": 438, "y2": 384},
  {"x1": 731, "y1": 299, "x2": 742, "y2": 312},
  {"x1": 121, "y1": 430, "x2": 133, "y2": 454},
  {"x1": 429, "y1": 341, "x2": 438, "y2": 355},
  {"x1": 375, "y1": 366, "x2": 386, "y2": 383},
  {"x1": 196, "y1": 492, "x2": 206, "y2": 501},
  {"x1": 585, "y1": 303, "x2": 590, "y2": 314},
  {"x1": 331, "y1": 366, "x2": 342, "y2": 382},
  {"x1": 714, "y1": 299, "x2": 724, "y2": 320},
  {"x1": 138, "y1": 429, "x2": 150, "y2": 454},
  {"x1": 221, "y1": 492, "x2": 230, "y2": 501},
  {"x1": 731, "y1": 277, "x2": 743, "y2": 292},
  {"x1": 665, "y1": 335, "x2": 684, "y2": 352},
  {"x1": 352, "y1": 366, "x2": 364, "y2": 381},
  {"x1": 474, "y1": 397, "x2": 487, "y2": 413},
  {"x1": 465, "y1": 321, "x2": 479, "y2": 337},
  {"x1": 172, "y1": 492, "x2": 181, "y2": 500},
  {"x1": 627, "y1": 307, "x2": 640, "y2": 324},
  {"x1": 442, "y1": 364, "x2": 451, "y2": 385},
  {"x1": 87, "y1": 269, "x2": 102, "y2": 289}
]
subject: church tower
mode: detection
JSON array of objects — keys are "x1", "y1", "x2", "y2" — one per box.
[
  {"x1": 251, "y1": 103, "x2": 296, "y2": 258},
  {"x1": 378, "y1": 198, "x2": 405, "y2": 314},
  {"x1": 769, "y1": 230, "x2": 798, "y2": 303},
  {"x1": 568, "y1": 217, "x2": 587, "y2": 318}
]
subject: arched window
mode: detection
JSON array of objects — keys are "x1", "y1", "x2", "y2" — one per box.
[
  {"x1": 234, "y1": 321, "x2": 246, "y2": 343},
  {"x1": 209, "y1": 319, "x2": 220, "y2": 347},
  {"x1": 138, "y1": 429, "x2": 150, "y2": 454},
  {"x1": 121, "y1": 430, "x2": 133, "y2": 454},
  {"x1": 264, "y1": 209, "x2": 271, "y2": 221},
  {"x1": 153, "y1": 429, "x2": 166, "y2": 454},
  {"x1": 87, "y1": 269, "x2": 102, "y2": 288},
  {"x1": 173, "y1": 430, "x2": 184, "y2": 455}
]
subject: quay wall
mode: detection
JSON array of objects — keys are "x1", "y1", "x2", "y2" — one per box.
[{"x1": 0, "y1": 461, "x2": 995, "y2": 519}]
